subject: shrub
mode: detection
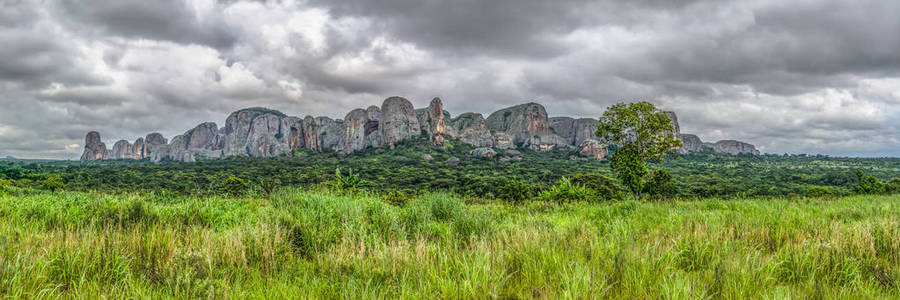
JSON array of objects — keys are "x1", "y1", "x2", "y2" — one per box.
[
  {"x1": 221, "y1": 176, "x2": 249, "y2": 196},
  {"x1": 888, "y1": 178, "x2": 900, "y2": 194},
  {"x1": 854, "y1": 170, "x2": 886, "y2": 195},
  {"x1": 326, "y1": 168, "x2": 363, "y2": 195},
  {"x1": 570, "y1": 173, "x2": 624, "y2": 201},
  {"x1": 539, "y1": 177, "x2": 597, "y2": 204},
  {"x1": 381, "y1": 189, "x2": 415, "y2": 207},
  {"x1": 40, "y1": 175, "x2": 64, "y2": 191},
  {"x1": 643, "y1": 169, "x2": 677, "y2": 200},
  {"x1": 497, "y1": 180, "x2": 536, "y2": 204},
  {"x1": 805, "y1": 185, "x2": 832, "y2": 198},
  {"x1": 256, "y1": 178, "x2": 281, "y2": 199}
]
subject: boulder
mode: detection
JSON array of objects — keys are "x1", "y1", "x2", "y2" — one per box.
[
  {"x1": 80, "y1": 131, "x2": 109, "y2": 161},
  {"x1": 713, "y1": 140, "x2": 760, "y2": 155},
  {"x1": 110, "y1": 140, "x2": 132, "y2": 159},
  {"x1": 469, "y1": 147, "x2": 497, "y2": 158},
  {"x1": 446, "y1": 157, "x2": 460, "y2": 165},
  {"x1": 422, "y1": 154, "x2": 434, "y2": 161},
  {"x1": 224, "y1": 107, "x2": 294, "y2": 157},
  {"x1": 486, "y1": 103, "x2": 567, "y2": 149},
  {"x1": 578, "y1": 139, "x2": 608, "y2": 160},
  {"x1": 506, "y1": 149, "x2": 522, "y2": 157},
  {"x1": 143, "y1": 133, "x2": 167, "y2": 159},
  {"x1": 677, "y1": 134, "x2": 712, "y2": 154},
  {"x1": 451, "y1": 113, "x2": 493, "y2": 147},
  {"x1": 380, "y1": 97, "x2": 420, "y2": 148}
]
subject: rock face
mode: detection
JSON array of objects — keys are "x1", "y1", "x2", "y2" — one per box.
[
  {"x1": 380, "y1": 97, "x2": 420, "y2": 148},
  {"x1": 664, "y1": 111, "x2": 680, "y2": 135},
  {"x1": 224, "y1": 108, "x2": 294, "y2": 157},
  {"x1": 677, "y1": 134, "x2": 709, "y2": 153},
  {"x1": 110, "y1": 140, "x2": 131, "y2": 159},
  {"x1": 419, "y1": 97, "x2": 447, "y2": 146},
  {"x1": 712, "y1": 140, "x2": 760, "y2": 155},
  {"x1": 451, "y1": 113, "x2": 494, "y2": 147},
  {"x1": 80, "y1": 131, "x2": 109, "y2": 161},
  {"x1": 143, "y1": 133, "x2": 167, "y2": 159},
  {"x1": 303, "y1": 116, "x2": 344, "y2": 152},
  {"x1": 549, "y1": 117, "x2": 599, "y2": 146},
  {"x1": 578, "y1": 140, "x2": 608, "y2": 160},
  {"x1": 131, "y1": 138, "x2": 145, "y2": 159},
  {"x1": 81, "y1": 97, "x2": 759, "y2": 162},
  {"x1": 486, "y1": 103, "x2": 568, "y2": 150}
]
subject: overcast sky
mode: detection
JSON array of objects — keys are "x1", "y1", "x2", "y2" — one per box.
[{"x1": 1, "y1": 0, "x2": 899, "y2": 159}]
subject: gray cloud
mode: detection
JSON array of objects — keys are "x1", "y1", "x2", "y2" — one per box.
[{"x1": 0, "y1": 0, "x2": 899, "y2": 159}]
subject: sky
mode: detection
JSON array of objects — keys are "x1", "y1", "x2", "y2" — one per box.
[{"x1": 1, "y1": 0, "x2": 899, "y2": 159}]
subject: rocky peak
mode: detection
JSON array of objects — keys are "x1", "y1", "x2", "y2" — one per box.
[
  {"x1": 380, "y1": 96, "x2": 420, "y2": 148},
  {"x1": 713, "y1": 140, "x2": 760, "y2": 155},
  {"x1": 110, "y1": 140, "x2": 133, "y2": 159},
  {"x1": 421, "y1": 97, "x2": 447, "y2": 146},
  {"x1": 80, "y1": 131, "x2": 109, "y2": 161}
]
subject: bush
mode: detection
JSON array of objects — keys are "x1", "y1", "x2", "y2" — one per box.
[
  {"x1": 854, "y1": 170, "x2": 886, "y2": 195},
  {"x1": 40, "y1": 175, "x2": 64, "y2": 191},
  {"x1": 497, "y1": 180, "x2": 536, "y2": 204},
  {"x1": 221, "y1": 176, "x2": 249, "y2": 196},
  {"x1": 643, "y1": 169, "x2": 677, "y2": 200},
  {"x1": 539, "y1": 177, "x2": 598, "y2": 204},
  {"x1": 326, "y1": 168, "x2": 363, "y2": 195},
  {"x1": 888, "y1": 178, "x2": 900, "y2": 194},
  {"x1": 381, "y1": 189, "x2": 415, "y2": 207},
  {"x1": 805, "y1": 185, "x2": 831, "y2": 198},
  {"x1": 570, "y1": 173, "x2": 624, "y2": 201}
]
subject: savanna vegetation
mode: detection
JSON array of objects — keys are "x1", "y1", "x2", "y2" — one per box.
[{"x1": 1, "y1": 102, "x2": 898, "y2": 298}]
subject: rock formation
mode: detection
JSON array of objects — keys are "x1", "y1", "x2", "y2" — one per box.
[
  {"x1": 418, "y1": 97, "x2": 447, "y2": 146},
  {"x1": 578, "y1": 140, "x2": 608, "y2": 160},
  {"x1": 380, "y1": 97, "x2": 420, "y2": 148},
  {"x1": 80, "y1": 131, "x2": 109, "y2": 161},
  {"x1": 81, "y1": 96, "x2": 759, "y2": 162},
  {"x1": 451, "y1": 113, "x2": 494, "y2": 147},
  {"x1": 712, "y1": 140, "x2": 760, "y2": 155},
  {"x1": 110, "y1": 140, "x2": 132, "y2": 160}
]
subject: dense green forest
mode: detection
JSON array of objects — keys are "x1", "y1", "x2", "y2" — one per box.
[{"x1": 1, "y1": 137, "x2": 898, "y2": 200}]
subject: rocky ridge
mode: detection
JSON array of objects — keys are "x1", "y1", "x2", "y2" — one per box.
[{"x1": 81, "y1": 97, "x2": 759, "y2": 162}]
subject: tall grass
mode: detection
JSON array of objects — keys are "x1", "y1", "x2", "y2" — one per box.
[{"x1": 0, "y1": 188, "x2": 897, "y2": 298}]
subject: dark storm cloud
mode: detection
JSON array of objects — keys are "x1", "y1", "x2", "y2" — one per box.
[
  {"x1": 0, "y1": 0, "x2": 899, "y2": 158},
  {"x1": 52, "y1": 0, "x2": 238, "y2": 49}
]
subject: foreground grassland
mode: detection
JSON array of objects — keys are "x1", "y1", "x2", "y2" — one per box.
[{"x1": 0, "y1": 189, "x2": 898, "y2": 298}]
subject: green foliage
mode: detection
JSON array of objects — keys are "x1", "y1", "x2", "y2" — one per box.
[
  {"x1": 596, "y1": 102, "x2": 681, "y2": 198},
  {"x1": 595, "y1": 101, "x2": 682, "y2": 162},
  {"x1": 326, "y1": 168, "x2": 363, "y2": 195},
  {"x1": 805, "y1": 185, "x2": 832, "y2": 198},
  {"x1": 644, "y1": 169, "x2": 677, "y2": 199},
  {"x1": 40, "y1": 175, "x2": 65, "y2": 191},
  {"x1": 854, "y1": 170, "x2": 886, "y2": 195},
  {"x1": 610, "y1": 144, "x2": 649, "y2": 197},
  {"x1": 569, "y1": 173, "x2": 624, "y2": 201},
  {"x1": 887, "y1": 178, "x2": 900, "y2": 194},
  {"x1": 539, "y1": 177, "x2": 597, "y2": 203},
  {"x1": 256, "y1": 178, "x2": 281, "y2": 199},
  {"x1": 381, "y1": 189, "x2": 415, "y2": 207},
  {"x1": 497, "y1": 180, "x2": 536, "y2": 204},
  {"x1": 221, "y1": 176, "x2": 249, "y2": 196}
]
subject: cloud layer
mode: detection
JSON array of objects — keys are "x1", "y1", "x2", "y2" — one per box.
[{"x1": 1, "y1": 0, "x2": 898, "y2": 159}]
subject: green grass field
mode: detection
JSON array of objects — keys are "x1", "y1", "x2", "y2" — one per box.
[{"x1": 0, "y1": 188, "x2": 898, "y2": 298}]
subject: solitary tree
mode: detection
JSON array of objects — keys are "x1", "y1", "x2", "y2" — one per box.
[{"x1": 595, "y1": 102, "x2": 682, "y2": 198}]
